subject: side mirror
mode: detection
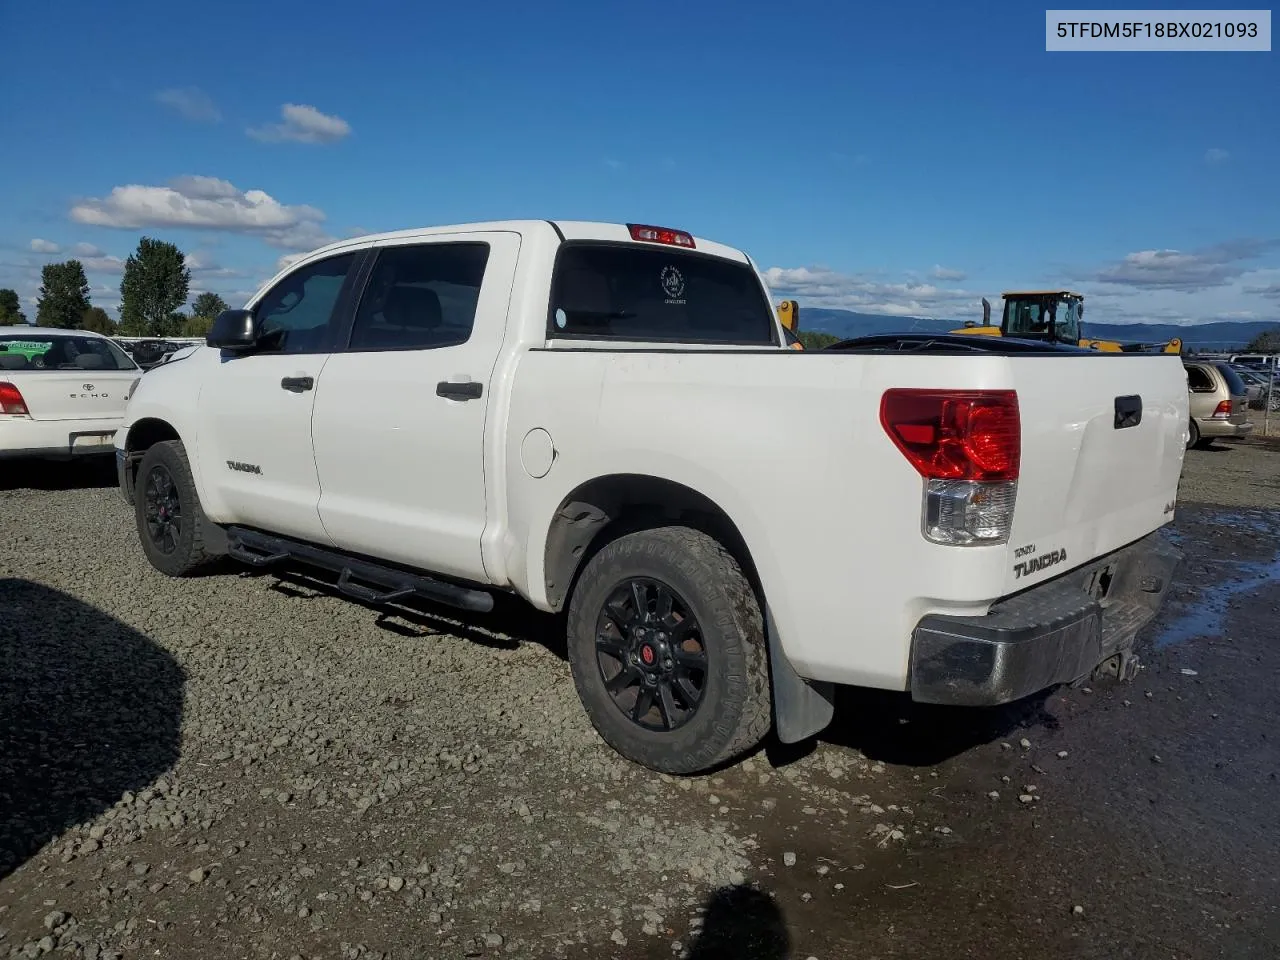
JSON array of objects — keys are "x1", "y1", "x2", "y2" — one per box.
[{"x1": 206, "y1": 309, "x2": 257, "y2": 351}]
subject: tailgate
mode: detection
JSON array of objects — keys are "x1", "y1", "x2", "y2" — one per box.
[
  {"x1": 2, "y1": 371, "x2": 139, "y2": 421},
  {"x1": 1003, "y1": 354, "x2": 1186, "y2": 594}
]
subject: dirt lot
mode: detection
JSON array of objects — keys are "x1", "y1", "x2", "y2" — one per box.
[{"x1": 2, "y1": 438, "x2": 1278, "y2": 960}]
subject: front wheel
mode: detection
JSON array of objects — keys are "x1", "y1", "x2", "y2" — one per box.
[
  {"x1": 134, "y1": 440, "x2": 216, "y2": 577},
  {"x1": 566, "y1": 525, "x2": 772, "y2": 775}
]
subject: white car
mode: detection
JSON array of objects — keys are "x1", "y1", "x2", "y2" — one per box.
[
  {"x1": 0, "y1": 326, "x2": 141, "y2": 461},
  {"x1": 114, "y1": 220, "x2": 1188, "y2": 774}
]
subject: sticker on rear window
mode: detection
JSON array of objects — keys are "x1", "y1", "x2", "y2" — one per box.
[{"x1": 660, "y1": 265, "x2": 686, "y2": 304}]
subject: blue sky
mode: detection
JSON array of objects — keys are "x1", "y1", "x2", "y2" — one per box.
[{"x1": 1, "y1": 0, "x2": 1276, "y2": 332}]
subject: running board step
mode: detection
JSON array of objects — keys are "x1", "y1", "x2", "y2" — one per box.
[{"x1": 225, "y1": 526, "x2": 494, "y2": 614}]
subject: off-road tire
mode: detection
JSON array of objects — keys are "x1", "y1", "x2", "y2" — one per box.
[
  {"x1": 566, "y1": 525, "x2": 772, "y2": 775},
  {"x1": 134, "y1": 440, "x2": 216, "y2": 577}
]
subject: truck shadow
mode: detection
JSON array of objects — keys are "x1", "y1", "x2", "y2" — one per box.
[
  {"x1": 257, "y1": 567, "x2": 569, "y2": 660},
  {"x1": 0, "y1": 579, "x2": 185, "y2": 881},
  {"x1": 793, "y1": 685, "x2": 1060, "y2": 768},
  {"x1": 0, "y1": 455, "x2": 119, "y2": 492},
  {"x1": 251, "y1": 566, "x2": 1058, "y2": 768}
]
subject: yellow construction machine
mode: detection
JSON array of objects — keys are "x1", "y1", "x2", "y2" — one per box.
[
  {"x1": 951, "y1": 291, "x2": 1182, "y2": 354},
  {"x1": 778, "y1": 299, "x2": 805, "y2": 349}
]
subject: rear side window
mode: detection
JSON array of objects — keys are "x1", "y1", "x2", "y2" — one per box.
[
  {"x1": 548, "y1": 243, "x2": 777, "y2": 345},
  {"x1": 1185, "y1": 365, "x2": 1215, "y2": 393},
  {"x1": 350, "y1": 242, "x2": 490, "y2": 351},
  {"x1": 1214, "y1": 363, "x2": 1247, "y2": 397},
  {"x1": 0, "y1": 335, "x2": 136, "y2": 371}
]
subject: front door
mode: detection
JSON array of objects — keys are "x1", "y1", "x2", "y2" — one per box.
[
  {"x1": 311, "y1": 232, "x2": 519, "y2": 583},
  {"x1": 197, "y1": 250, "x2": 363, "y2": 544}
]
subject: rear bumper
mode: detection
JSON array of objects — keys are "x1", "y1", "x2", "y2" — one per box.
[
  {"x1": 909, "y1": 530, "x2": 1182, "y2": 706},
  {"x1": 1197, "y1": 417, "x2": 1253, "y2": 439},
  {"x1": 0, "y1": 418, "x2": 122, "y2": 459}
]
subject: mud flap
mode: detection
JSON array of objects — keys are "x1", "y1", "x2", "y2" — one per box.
[{"x1": 765, "y1": 603, "x2": 835, "y2": 744}]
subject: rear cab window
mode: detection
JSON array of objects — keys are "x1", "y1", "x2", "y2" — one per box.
[
  {"x1": 0, "y1": 335, "x2": 136, "y2": 371},
  {"x1": 547, "y1": 243, "x2": 779, "y2": 346}
]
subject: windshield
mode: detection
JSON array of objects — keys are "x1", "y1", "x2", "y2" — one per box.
[
  {"x1": 1002, "y1": 296, "x2": 1080, "y2": 343},
  {"x1": 548, "y1": 244, "x2": 778, "y2": 345},
  {"x1": 0, "y1": 334, "x2": 138, "y2": 371}
]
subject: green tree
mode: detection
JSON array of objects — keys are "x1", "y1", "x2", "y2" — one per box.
[
  {"x1": 119, "y1": 236, "x2": 190, "y2": 337},
  {"x1": 81, "y1": 306, "x2": 116, "y2": 335},
  {"x1": 181, "y1": 312, "x2": 216, "y2": 337},
  {"x1": 797, "y1": 330, "x2": 841, "y2": 350},
  {"x1": 35, "y1": 260, "x2": 92, "y2": 328},
  {"x1": 0, "y1": 288, "x2": 26, "y2": 324},
  {"x1": 1244, "y1": 328, "x2": 1280, "y2": 353},
  {"x1": 191, "y1": 292, "x2": 229, "y2": 323}
]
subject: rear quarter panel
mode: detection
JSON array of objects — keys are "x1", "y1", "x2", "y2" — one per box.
[{"x1": 500, "y1": 349, "x2": 1024, "y2": 691}]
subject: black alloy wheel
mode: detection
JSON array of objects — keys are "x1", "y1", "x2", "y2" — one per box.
[
  {"x1": 143, "y1": 464, "x2": 183, "y2": 554},
  {"x1": 594, "y1": 577, "x2": 708, "y2": 732}
]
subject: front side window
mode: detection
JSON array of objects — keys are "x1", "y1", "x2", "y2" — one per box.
[
  {"x1": 548, "y1": 244, "x2": 777, "y2": 344},
  {"x1": 0, "y1": 334, "x2": 137, "y2": 371},
  {"x1": 254, "y1": 252, "x2": 358, "y2": 354},
  {"x1": 349, "y1": 242, "x2": 490, "y2": 351}
]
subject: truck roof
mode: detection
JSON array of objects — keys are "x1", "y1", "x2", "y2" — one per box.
[{"x1": 294, "y1": 220, "x2": 751, "y2": 267}]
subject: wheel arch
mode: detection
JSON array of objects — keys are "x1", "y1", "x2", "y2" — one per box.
[
  {"x1": 541, "y1": 472, "x2": 836, "y2": 747},
  {"x1": 542, "y1": 473, "x2": 760, "y2": 615},
  {"x1": 120, "y1": 417, "x2": 183, "y2": 504}
]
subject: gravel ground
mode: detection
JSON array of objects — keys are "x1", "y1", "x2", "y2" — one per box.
[{"x1": 2, "y1": 441, "x2": 1278, "y2": 959}]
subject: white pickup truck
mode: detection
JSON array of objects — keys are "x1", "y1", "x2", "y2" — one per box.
[{"x1": 116, "y1": 220, "x2": 1187, "y2": 774}]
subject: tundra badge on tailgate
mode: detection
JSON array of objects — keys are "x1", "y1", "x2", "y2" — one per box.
[{"x1": 1013, "y1": 546, "x2": 1067, "y2": 579}]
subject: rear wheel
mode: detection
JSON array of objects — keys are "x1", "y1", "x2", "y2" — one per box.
[
  {"x1": 135, "y1": 440, "x2": 215, "y2": 577},
  {"x1": 1186, "y1": 419, "x2": 1200, "y2": 450},
  {"x1": 566, "y1": 525, "x2": 772, "y2": 774}
]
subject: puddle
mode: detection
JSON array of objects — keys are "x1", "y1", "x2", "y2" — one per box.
[{"x1": 1155, "y1": 548, "x2": 1280, "y2": 649}]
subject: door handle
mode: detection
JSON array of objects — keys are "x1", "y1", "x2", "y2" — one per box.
[
  {"x1": 1114, "y1": 394, "x2": 1142, "y2": 429},
  {"x1": 436, "y1": 380, "x2": 483, "y2": 400},
  {"x1": 281, "y1": 376, "x2": 314, "y2": 393}
]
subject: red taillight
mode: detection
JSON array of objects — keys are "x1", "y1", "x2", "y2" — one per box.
[
  {"x1": 1212, "y1": 399, "x2": 1232, "y2": 419},
  {"x1": 627, "y1": 223, "x2": 696, "y2": 248},
  {"x1": 0, "y1": 381, "x2": 29, "y2": 416},
  {"x1": 880, "y1": 389, "x2": 1020, "y2": 483}
]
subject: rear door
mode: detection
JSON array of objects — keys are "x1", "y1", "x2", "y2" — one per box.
[
  {"x1": 311, "y1": 232, "x2": 520, "y2": 584},
  {"x1": 0, "y1": 333, "x2": 140, "y2": 420},
  {"x1": 1001, "y1": 353, "x2": 1187, "y2": 593},
  {"x1": 195, "y1": 249, "x2": 365, "y2": 545}
]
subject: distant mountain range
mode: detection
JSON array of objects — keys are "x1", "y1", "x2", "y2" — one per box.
[{"x1": 800, "y1": 307, "x2": 1280, "y2": 351}]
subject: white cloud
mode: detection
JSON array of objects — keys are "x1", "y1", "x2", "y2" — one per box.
[
  {"x1": 1088, "y1": 239, "x2": 1279, "y2": 292},
  {"x1": 155, "y1": 87, "x2": 222, "y2": 123},
  {"x1": 275, "y1": 252, "x2": 308, "y2": 271},
  {"x1": 184, "y1": 251, "x2": 243, "y2": 278},
  {"x1": 69, "y1": 175, "x2": 334, "y2": 251},
  {"x1": 930, "y1": 264, "x2": 967, "y2": 281},
  {"x1": 81, "y1": 255, "x2": 126, "y2": 274},
  {"x1": 248, "y1": 103, "x2": 351, "y2": 144},
  {"x1": 71, "y1": 242, "x2": 105, "y2": 257},
  {"x1": 762, "y1": 264, "x2": 981, "y2": 319},
  {"x1": 1204, "y1": 147, "x2": 1230, "y2": 164},
  {"x1": 30, "y1": 239, "x2": 60, "y2": 254}
]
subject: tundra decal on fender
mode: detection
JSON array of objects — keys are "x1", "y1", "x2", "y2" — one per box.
[
  {"x1": 1013, "y1": 547, "x2": 1067, "y2": 579},
  {"x1": 226, "y1": 460, "x2": 262, "y2": 475}
]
